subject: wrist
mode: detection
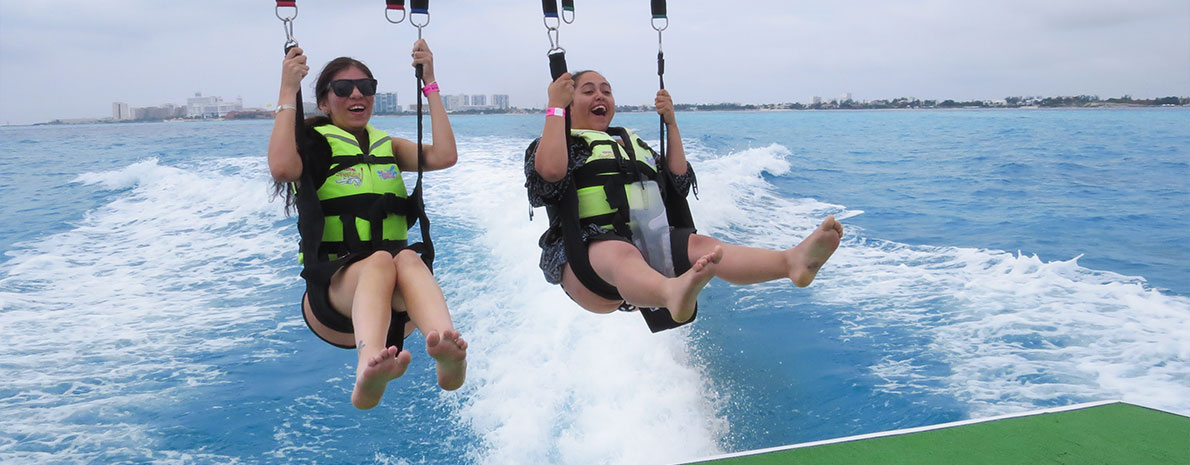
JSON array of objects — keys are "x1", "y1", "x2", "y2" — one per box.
[
  {"x1": 274, "y1": 104, "x2": 297, "y2": 114},
  {"x1": 546, "y1": 107, "x2": 566, "y2": 118},
  {"x1": 422, "y1": 81, "x2": 440, "y2": 96}
]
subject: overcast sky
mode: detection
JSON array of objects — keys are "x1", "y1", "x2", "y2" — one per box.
[{"x1": 1, "y1": 0, "x2": 1188, "y2": 125}]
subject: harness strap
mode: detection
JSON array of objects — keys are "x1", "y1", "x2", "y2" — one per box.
[
  {"x1": 410, "y1": 0, "x2": 428, "y2": 15},
  {"x1": 559, "y1": 184, "x2": 621, "y2": 301},
  {"x1": 572, "y1": 160, "x2": 657, "y2": 188},
  {"x1": 326, "y1": 154, "x2": 398, "y2": 176}
]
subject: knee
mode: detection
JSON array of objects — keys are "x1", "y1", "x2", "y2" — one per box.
[
  {"x1": 687, "y1": 234, "x2": 720, "y2": 254},
  {"x1": 357, "y1": 250, "x2": 398, "y2": 277},
  {"x1": 392, "y1": 248, "x2": 428, "y2": 271}
]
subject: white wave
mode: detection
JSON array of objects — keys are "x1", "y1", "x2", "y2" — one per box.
[
  {"x1": 428, "y1": 136, "x2": 728, "y2": 465},
  {"x1": 814, "y1": 237, "x2": 1190, "y2": 418},
  {"x1": 6, "y1": 132, "x2": 1184, "y2": 463},
  {"x1": 0, "y1": 156, "x2": 298, "y2": 463},
  {"x1": 655, "y1": 142, "x2": 1190, "y2": 419}
]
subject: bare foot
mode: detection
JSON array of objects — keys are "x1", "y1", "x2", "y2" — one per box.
[
  {"x1": 426, "y1": 330, "x2": 467, "y2": 391},
  {"x1": 786, "y1": 215, "x2": 843, "y2": 287},
  {"x1": 665, "y1": 246, "x2": 723, "y2": 323},
  {"x1": 352, "y1": 345, "x2": 411, "y2": 410}
]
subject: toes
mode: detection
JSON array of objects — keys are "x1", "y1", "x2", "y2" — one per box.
[
  {"x1": 369, "y1": 347, "x2": 396, "y2": 366},
  {"x1": 425, "y1": 330, "x2": 441, "y2": 347},
  {"x1": 709, "y1": 246, "x2": 724, "y2": 263}
]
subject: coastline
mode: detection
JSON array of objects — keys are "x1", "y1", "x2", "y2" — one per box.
[{"x1": 8, "y1": 102, "x2": 1187, "y2": 128}]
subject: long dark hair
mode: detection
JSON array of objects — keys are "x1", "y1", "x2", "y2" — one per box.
[{"x1": 272, "y1": 57, "x2": 376, "y2": 215}]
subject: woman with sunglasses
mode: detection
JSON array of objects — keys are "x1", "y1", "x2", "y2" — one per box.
[{"x1": 267, "y1": 40, "x2": 465, "y2": 410}]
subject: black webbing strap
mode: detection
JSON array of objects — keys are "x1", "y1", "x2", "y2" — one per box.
[
  {"x1": 275, "y1": 2, "x2": 327, "y2": 278},
  {"x1": 559, "y1": 185, "x2": 622, "y2": 301},
  {"x1": 410, "y1": 0, "x2": 434, "y2": 271},
  {"x1": 652, "y1": 0, "x2": 668, "y2": 168},
  {"x1": 543, "y1": 0, "x2": 572, "y2": 137},
  {"x1": 382, "y1": 0, "x2": 435, "y2": 271}
]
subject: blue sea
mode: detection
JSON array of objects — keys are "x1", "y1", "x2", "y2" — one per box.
[{"x1": 1, "y1": 108, "x2": 1187, "y2": 464}]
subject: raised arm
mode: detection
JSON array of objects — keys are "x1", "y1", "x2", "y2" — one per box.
[
  {"x1": 267, "y1": 47, "x2": 309, "y2": 182},
  {"x1": 654, "y1": 89, "x2": 687, "y2": 175},
  {"x1": 533, "y1": 73, "x2": 576, "y2": 183},
  {"x1": 394, "y1": 39, "x2": 457, "y2": 172}
]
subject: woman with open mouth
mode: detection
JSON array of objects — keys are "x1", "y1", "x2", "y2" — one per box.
[{"x1": 525, "y1": 70, "x2": 845, "y2": 331}]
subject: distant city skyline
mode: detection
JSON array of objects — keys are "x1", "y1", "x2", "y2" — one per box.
[
  {"x1": 79, "y1": 89, "x2": 516, "y2": 124},
  {"x1": 3, "y1": 2, "x2": 1187, "y2": 125},
  {"x1": 43, "y1": 92, "x2": 1172, "y2": 126}
]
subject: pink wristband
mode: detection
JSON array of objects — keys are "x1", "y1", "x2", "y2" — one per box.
[
  {"x1": 546, "y1": 107, "x2": 566, "y2": 118},
  {"x1": 422, "y1": 81, "x2": 439, "y2": 96}
]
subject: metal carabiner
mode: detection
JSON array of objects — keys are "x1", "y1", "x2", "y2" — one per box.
[
  {"x1": 281, "y1": 18, "x2": 298, "y2": 49},
  {"x1": 545, "y1": 26, "x2": 562, "y2": 52},
  {"x1": 561, "y1": 9, "x2": 575, "y2": 24},
  {"x1": 276, "y1": 4, "x2": 299, "y2": 48}
]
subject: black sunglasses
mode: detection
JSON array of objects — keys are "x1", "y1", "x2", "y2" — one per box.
[{"x1": 328, "y1": 78, "x2": 378, "y2": 97}]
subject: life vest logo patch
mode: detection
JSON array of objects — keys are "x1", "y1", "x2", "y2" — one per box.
[
  {"x1": 376, "y1": 166, "x2": 399, "y2": 180},
  {"x1": 334, "y1": 167, "x2": 364, "y2": 186}
]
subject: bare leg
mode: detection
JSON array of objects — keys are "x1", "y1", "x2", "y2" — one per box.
[
  {"x1": 328, "y1": 251, "x2": 413, "y2": 410},
  {"x1": 587, "y1": 240, "x2": 723, "y2": 323},
  {"x1": 688, "y1": 215, "x2": 843, "y2": 287},
  {"x1": 390, "y1": 249, "x2": 467, "y2": 391}
]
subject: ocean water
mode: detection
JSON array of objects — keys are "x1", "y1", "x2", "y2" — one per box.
[{"x1": 0, "y1": 108, "x2": 1187, "y2": 464}]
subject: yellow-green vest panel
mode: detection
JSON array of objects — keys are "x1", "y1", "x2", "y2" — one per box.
[
  {"x1": 570, "y1": 128, "x2": 660, "y2": 225},
  {"x1": 299, "y1": 124, "x2": 409, "y2": 263}
]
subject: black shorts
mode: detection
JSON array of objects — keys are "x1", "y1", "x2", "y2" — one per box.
[
  {"x1": 302, "y1": 279, "x2": 411, "y2": 351},
  {"x1": 580, "y1": 227, "x2": 699, "y2": 333}
]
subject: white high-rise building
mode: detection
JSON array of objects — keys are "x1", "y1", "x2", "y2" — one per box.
[
  {"x1": 376, "y1": 92, "x2": 399, "y2": 114},
  {"x1": 186, "y1": 93, "x2": 242, "y2": 118},
  {"x1": 112, "y1": 102, "x2": 132, "y2": 121},
  {"x1": 492, "y1": 94, "x2": 510, "y2": 110},
  {"x1": 442, "y1": 94, "x2": 465, "y2": 111}
]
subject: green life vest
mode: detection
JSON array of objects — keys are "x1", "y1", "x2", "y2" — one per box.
[
  {"x1": 570, "y1": 127, "x2": 663, "y2": 234},
  {"x1": 298, "y1": 123, "x2": 413, "y2": 263}
]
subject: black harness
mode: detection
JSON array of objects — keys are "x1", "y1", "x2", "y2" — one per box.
[{"x1": 539, "y1": 127, "x2": 700, "y2": 333}]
